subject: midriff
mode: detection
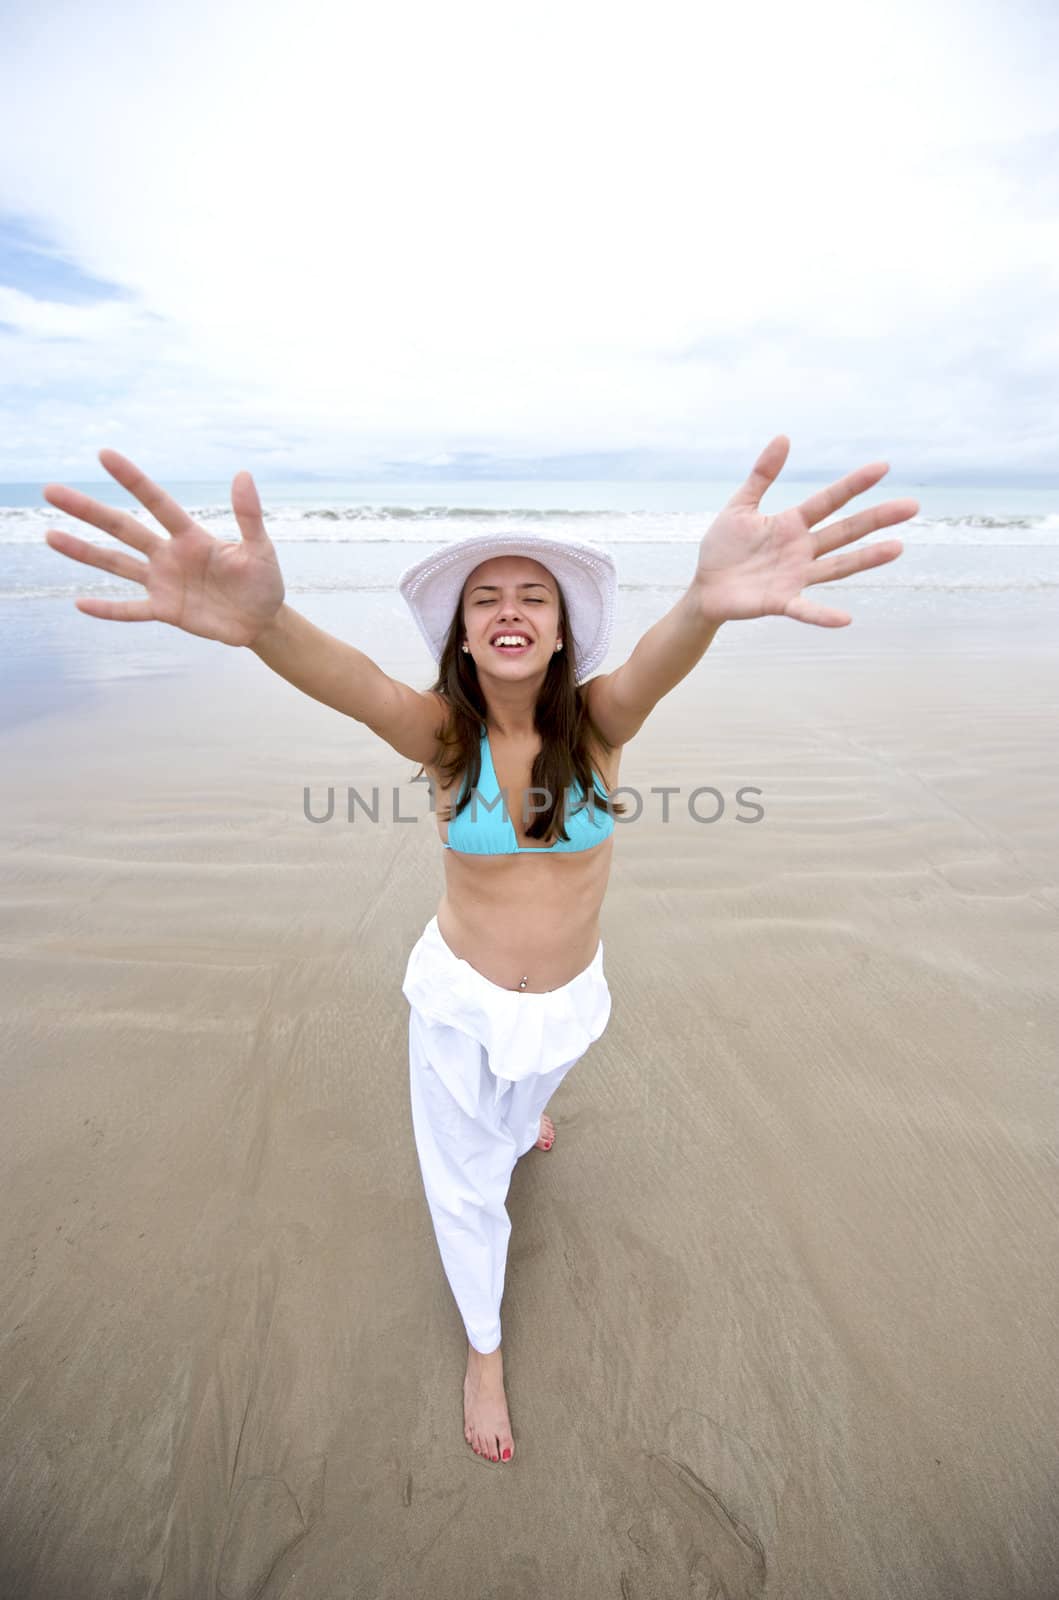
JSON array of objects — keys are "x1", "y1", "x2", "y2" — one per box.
[{"x1": 435, "y1": 836, "x2": 615, "y2": 990}]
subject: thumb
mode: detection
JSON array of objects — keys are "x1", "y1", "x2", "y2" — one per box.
[
  {"x1": 231, "y1": 469, "x2": 270, "y2": 546},
  {"x1": 725, "y1": 434, "x2": 791, "y2": 512}
]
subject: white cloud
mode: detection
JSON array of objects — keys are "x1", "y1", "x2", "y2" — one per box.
[{"x1": 1, "y1": 0, "x2": 1057, "y2": 479}]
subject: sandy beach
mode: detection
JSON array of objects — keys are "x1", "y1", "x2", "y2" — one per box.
[{"x1": 1, "y1": 601, "x2": 1056, "y2": 1598}]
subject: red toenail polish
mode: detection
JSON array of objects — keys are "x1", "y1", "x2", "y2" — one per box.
[{"x1": 502, "y1": 1447, "x2": 511, "y2": 1460}]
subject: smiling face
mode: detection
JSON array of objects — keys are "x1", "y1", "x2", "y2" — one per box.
[{"x1": 461, "y1": 556, "x2": 563, "y2": 676}]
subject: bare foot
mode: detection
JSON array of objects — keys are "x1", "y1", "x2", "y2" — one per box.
[
  {"x1": 463, "y1": 1344, "x2": 515, "y2": 1463},
  {"x1": 534, "y1": 1111, "x2": 554, "y2": 1151}
]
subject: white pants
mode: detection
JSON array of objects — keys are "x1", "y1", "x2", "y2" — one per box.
[{"x1": 402, "y1": 915, "x2": 612, "y2": 1354}]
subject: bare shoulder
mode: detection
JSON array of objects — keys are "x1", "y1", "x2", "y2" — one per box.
[
  {"x1": 419, "y1": 688, "x2": 451, "y2": 771},
  {"x1": 581, "y1": 670, "x2": 646, "y2": 751},
  {"x1": 366, "y1": 681, "x2": 451, "y2": 768},
  {"x1": 581, "y1": 680, "x2": 624, "y2": 789}
]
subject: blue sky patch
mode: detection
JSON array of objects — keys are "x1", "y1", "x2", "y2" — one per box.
[{"x1": 0, "y1": 213, "x2": 131, "y2": 307}]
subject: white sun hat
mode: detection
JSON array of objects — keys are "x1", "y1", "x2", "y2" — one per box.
[{"x1": 397, "y1": 531, "x2": 617, "y2": 684}]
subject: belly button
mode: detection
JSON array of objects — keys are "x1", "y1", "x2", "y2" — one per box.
[{"x1": 518, "y1": 975, "x2": 528, "y2": 991}]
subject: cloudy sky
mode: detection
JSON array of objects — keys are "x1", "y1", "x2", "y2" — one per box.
[{"x1": 1, "y1": 0, "x2": 1056, "y2": 483}]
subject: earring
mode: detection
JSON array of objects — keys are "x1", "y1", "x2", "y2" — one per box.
[
  {"x1": 554, "y1": 641, "x2": 562, "y2": 652},
  {"x1": 461, "y1": 642, "x2": 469, "y2": 652}
]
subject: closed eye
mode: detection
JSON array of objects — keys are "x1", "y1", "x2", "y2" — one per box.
[{"x1": 476, "y1": 598, "x2": 544, "y2": 604}]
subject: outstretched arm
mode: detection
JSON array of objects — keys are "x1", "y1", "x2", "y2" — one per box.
[
  {"x1": 42, "y1": 449, "x2": 445, "y2": 765},
  {"x1": 584, "y1": 591, "x2": 721, "y2": 748},
  {"x1": 249, "y1": 605, "x2": 445, "y2": 762},
  {"x1": 585, "y1": 435, "x2": 919, "y2": 747}
]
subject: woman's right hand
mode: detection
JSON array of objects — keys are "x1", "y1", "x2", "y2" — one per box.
[{"x1": 42, "y1": 449, "x2": 286, "y2": 647}]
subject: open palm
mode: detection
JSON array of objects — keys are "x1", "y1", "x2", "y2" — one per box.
[
  {"x1": 694, "y1": 436, "x2": 919, "y2": 627},
  {"x1": 42, "y1": 450, "x2": 285, "y2": 647}
]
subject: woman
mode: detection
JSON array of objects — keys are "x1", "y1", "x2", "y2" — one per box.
[{"x1": 41, "y1": 435, "x2": 918, "y2": 1467}]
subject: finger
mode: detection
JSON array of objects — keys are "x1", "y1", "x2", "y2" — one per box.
[
  {"x1": 812, "y1": 498, "x2": 919, "y2": 558},
  {"x1": 44, "y1": 527, "x2": 151, "y2": 586},
  {"x1": 72, "y1": 596, "x2": 156, "y2": 622},
  {"x1": 41, "y1": 483, "x2": 164, "y2": 560},
  {"x1": 783, "y1": 594, "x2": 852, "y2": 627},
  {"x1": 724, "y1": 434, "x2": 791, "y2": 511},
  {"x1": 96, "y1": 448, "x2": 195, "y2": 538},
  {"x1": 804, "y1": 538, "x2": 904, "y2": 586},
  {"x1": 231, "y1": 470, "x2": 272, "y2": 547},
  {"x1": 796, "y1": 461, "x2": 890, "y2": 529}
]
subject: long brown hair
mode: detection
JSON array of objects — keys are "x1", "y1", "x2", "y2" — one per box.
[{"x1": 411, "y1": 576, "x2": 628, "y2": 843}]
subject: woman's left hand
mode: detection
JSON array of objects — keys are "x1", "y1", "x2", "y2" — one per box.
[{"x1": 692, "y1": 435, "x2": 919, "y2": 626}]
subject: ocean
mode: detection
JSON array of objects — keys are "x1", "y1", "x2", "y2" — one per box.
[{"x1": 2, "y1": 475, "x2": 1057, "y2": 729}]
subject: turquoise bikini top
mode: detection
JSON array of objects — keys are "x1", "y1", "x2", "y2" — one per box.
[{"x1": 443, "y1": 725, "x2": 615, "y2": 856}]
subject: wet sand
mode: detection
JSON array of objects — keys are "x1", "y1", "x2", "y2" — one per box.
[{"x1": 1, "y1": 604, "x2": 1056, "y2": 1598}]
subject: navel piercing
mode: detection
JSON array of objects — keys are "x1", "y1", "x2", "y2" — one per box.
[{"x1": 518, "y1": 975, "x2": 529, "y2": 990}]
